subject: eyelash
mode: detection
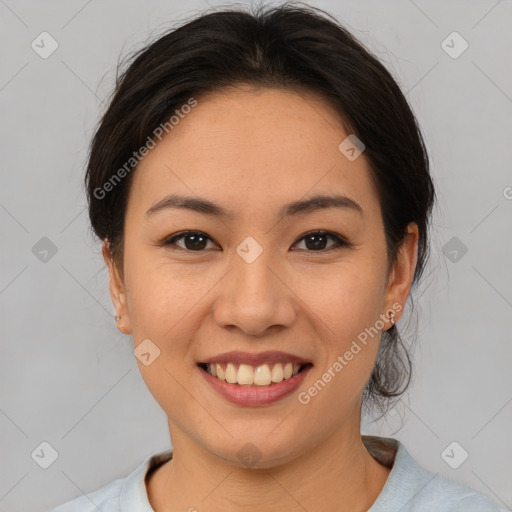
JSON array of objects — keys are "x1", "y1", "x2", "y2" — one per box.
[{"x1": 161, "y1": 230, "x2": 351, "y2": 253}]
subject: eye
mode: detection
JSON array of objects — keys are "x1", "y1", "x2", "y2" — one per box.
[
  {"x1": 162, "y1": 230, "x2": 350, "y2": 252},
  {"x1": 163, "y1": 231, "x2": 218, "y2": 251},
  {"x1": 292, "y1": 230, "x2": 350, "y2": 252}
]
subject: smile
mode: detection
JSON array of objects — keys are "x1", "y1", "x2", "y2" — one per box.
[{"x1": 198, "y1": 362, "x2": 312, "y2": 386}]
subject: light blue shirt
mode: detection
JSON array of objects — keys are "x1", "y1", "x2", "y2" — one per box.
[{"x1": 46, "y1": 437, "x2": 505, "y2": 511}]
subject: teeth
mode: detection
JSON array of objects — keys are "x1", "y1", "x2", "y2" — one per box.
[
  {"x1": 225, "y1": 363, "x2": 237, "y2": 384},
  {"x1": 216, "y1": 363, "x2": 225, "y2": 381},
  {"x1": 271, "y1": 363, "x2": 283, "y2": 382},
  {"x1": 253, "y1": 364, "x2": 272, "y2": 386},
  {"x1": 237, "y1": 364, "x2": 254, "y2": 385},
  {"x1": 205, "y1": 362, "x2": 304, "y2": 386}
]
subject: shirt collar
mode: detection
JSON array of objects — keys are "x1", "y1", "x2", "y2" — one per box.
[{"x1": 119, "y1": 451, "x2": 173, "y2": 510}]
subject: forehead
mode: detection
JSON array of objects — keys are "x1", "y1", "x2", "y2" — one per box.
[{"x1": 129, "y1": 86, "x2": 379, "y2": 220}]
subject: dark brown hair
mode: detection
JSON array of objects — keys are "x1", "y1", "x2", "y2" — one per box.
[{"x1": 85, "y1": 2, "x2": 436, "y2": 418}]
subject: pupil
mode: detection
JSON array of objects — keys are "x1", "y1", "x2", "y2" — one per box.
[
  {"x1": 187, "y1": 234, "x2": 206, "y2": 250},
  {"x1": 307, "y1": 234, "x2": 326, "y2": 250}
]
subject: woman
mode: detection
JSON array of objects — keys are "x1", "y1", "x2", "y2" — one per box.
[{"x1": 47, "y1": 3, "x2": 503, "y2": 511}]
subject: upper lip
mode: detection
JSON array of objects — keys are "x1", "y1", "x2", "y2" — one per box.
[{"x1": 199, "y1": 351, "x2": 312, "y2": 367}]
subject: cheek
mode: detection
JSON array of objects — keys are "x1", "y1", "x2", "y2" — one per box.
[
  {"x1": 302, "y1": 262, "x2": 385, "y2": 341},
  {"x1": 299, "y1": 284, "x2": 383, "y2": 422},
  {"x1": 125, "y1": 263, "x2": 198, "y2": 413},
  {"x1": 123, "y1": 251, "x2": 216, "y2": 395},
  {"x1": 298, "y1": 262, "x2": 385, "y2": 400},
  {"x1": 123, "y1": 246, "x2": 199, "y2": 333}
]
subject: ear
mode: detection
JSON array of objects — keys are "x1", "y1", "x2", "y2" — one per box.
[
  {"x1": 383, "y1": 222, "x2": 419, "y2": 325},
  {"x1": 102, "y1": 239, "x2": 132, "y2": 335}
]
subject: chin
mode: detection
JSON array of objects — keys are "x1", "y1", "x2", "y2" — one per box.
[{"x1": 203, "y1": 433, "x2": 304, "y2": 470}]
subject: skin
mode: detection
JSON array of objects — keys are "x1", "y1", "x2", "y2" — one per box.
[{"x1": 103, "y1": 84, "x2": 419, "y2": 511}]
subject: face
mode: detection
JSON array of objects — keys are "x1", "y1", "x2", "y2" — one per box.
[{"x1": 105, "y1": 85, "x2": 418, "y2": 468}]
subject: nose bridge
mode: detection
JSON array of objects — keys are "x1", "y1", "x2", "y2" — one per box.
[
  {"x1": 213, "y1": 238, "x2": 295, "y2": 335},
  {"x1": 232, "y1": 238, "x2": 280, "y2": 305}
]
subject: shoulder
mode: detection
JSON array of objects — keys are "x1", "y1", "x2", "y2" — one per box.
[
  {"x1": 44, "y1": 477, "x2": 123, "y2": 512},
  {"x1": 365, "y1": 436, "x2": 504, "y2": 512},
  {"x1": 411, "y1": 472, "x2": 504, "y2": 511},
  {"x1": 44, "y1": 451, "x2": 173, "y2": 512}
]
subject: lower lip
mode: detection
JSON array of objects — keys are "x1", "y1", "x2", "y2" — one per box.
[{"x1": 198, "y1": 365, "x2": 312, "y2": 407}]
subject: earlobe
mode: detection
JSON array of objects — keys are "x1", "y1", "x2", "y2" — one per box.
[
  {"x1": 114, "y1": 314, "x2": 131, "y2": 335},
  {"x1": 102, "y1": 239, "x2": 132, "y2": 335}
]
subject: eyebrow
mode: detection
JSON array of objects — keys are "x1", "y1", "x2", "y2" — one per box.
[{"x1": 145, "y1": 193, "x2": 364, "y2": 220}]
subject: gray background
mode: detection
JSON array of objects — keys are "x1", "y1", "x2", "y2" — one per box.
[{"x1": 1, "y1": 0, "x2": 511, "y2": 510}]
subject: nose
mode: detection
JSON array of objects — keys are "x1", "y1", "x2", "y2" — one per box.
[{"x1": 212, "y1": 247, "x2": 297, "y2": 337}]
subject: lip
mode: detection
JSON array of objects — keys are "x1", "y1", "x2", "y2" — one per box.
[
  {"x1": 198, "y1": 363, "x2": 313, "y2": 407},
  {"x1": 199, "y1": 350, "x2": 311, "y2": 367}
]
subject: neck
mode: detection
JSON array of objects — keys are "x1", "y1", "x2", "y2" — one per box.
[{"x1": 147, "y1": 421, "x2": 392, "y2": 512}]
